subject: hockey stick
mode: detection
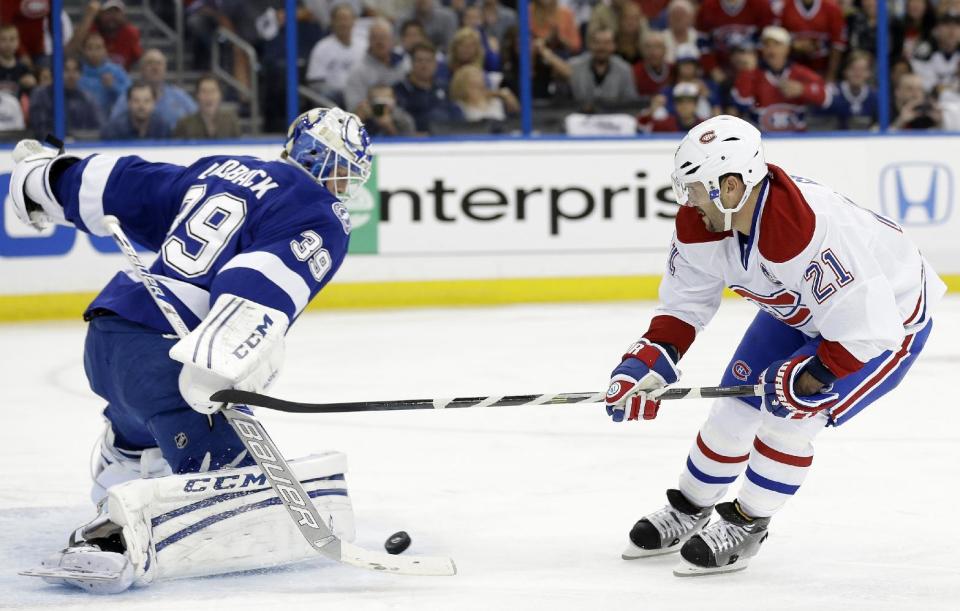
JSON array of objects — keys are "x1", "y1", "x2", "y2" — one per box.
[
  {"x1": 210, "y1": 383, "x2": 773, "y2": 414},
  {"x1": 102, "y1": 216, "x2": 455, "y2": 577}
]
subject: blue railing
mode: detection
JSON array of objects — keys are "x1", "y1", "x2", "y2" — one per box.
[{"x1": 48, "y1": 0, "x2": 897, "y2": 139}]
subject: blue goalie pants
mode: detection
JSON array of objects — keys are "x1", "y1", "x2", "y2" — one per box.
[{"x1": 84, "y1": 315, "x2": 254, "y2": 474}]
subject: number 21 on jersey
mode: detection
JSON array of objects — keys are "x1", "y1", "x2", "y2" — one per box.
[{"x1": 804, "y1": 248, "x2": 854, "y2": 303}]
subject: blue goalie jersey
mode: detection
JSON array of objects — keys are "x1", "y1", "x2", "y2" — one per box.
[{"x1": 51, "y1": 154, "x2": 352, "y2": 332}]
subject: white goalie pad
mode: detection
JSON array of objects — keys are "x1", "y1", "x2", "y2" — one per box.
[
  {"x1": 108, "y1": 452, "x2": 353, "y2": 585},
  {"x1": 170, "y1": 294, "x2": 289, "y2": 413}
]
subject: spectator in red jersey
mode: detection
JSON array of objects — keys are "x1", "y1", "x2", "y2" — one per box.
[
  {"x1": 638, "y1": 81, "x2": 704, "y2": 132},
  {"x1": 633, "y1": 31, "x2": 672, "y2": 96},
  {"x1": 891, "y1": 0, "x2": 937, "y2": 61},
  {"x1": 68, "y1": 0, "x2": 143, "y2": 71},
  {"x1": 778, "y1": 0, "x2": 847, "y2": 82},
  {"x1": 732, "y1": 26, "x2": 828, "y2": 131},
  {"x1": 696, "y1": 0, "x2": 774, "y2": 75}
]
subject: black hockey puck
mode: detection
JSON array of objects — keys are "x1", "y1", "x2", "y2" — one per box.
[{"x1": 384, "y1": 531, "x2": 411, "y2": 555}]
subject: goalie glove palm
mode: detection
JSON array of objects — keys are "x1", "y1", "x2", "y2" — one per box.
[{"x1": 605, "y1": 339, "x2": 680, "y2": 422}]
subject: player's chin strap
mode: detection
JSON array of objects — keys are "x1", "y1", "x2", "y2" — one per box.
[
  {"x1": 712, "y1": 190, "x2": 751, "y2": 232},
  {"x1": 100, "y1": 215, "x2": 456, "y2": 577}
]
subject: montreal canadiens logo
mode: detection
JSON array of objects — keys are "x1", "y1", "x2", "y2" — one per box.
[
  {"x1": 606, "y1": 382, "x2": 622, "y2": 397},
  {"x1": 699, "y1": 130, "x2": 716, "y2": 144},
  {"x1": 732, "y1": 360, "x2": 752, "y2": 382}
]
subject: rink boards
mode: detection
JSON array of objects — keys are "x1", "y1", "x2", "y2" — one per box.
[{"x1": 1, "y1": 135, "x2": 958, "y2": 321}]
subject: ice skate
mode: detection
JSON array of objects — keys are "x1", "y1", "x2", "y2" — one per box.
[
  {"x1": 622, "y1": 489, "x2": 713, "y2": 559},
  {"x1": 673, "y1": 500, "x2": 770, "y2": 576}
]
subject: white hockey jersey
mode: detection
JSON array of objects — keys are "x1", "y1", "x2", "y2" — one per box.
[{"x1": 644, "y1": 164, "x2": 946, "y2": 379}]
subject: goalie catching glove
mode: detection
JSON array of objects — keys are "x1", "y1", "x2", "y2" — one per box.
[
  {"x1": 605, "y1": 339, "x2": 680, "y2": 421},
  {"x1": 169, "y1": 294, "x2": 289, "y2": 414}
]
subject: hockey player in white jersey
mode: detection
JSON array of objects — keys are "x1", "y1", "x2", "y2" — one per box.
[
  {"x1": 8, "y1": 108, "x2": 374, "y2": 592},
  {"x1": 604, "y1": 115, "x2": 944, "y2": 576}
]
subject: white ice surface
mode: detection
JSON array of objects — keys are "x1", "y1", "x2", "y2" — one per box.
[{"x1": 1, "y1": 299, "x2": 958, "y2": 610}]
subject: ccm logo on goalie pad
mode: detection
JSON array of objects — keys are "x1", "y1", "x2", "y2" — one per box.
[
  {"x1": 184, "y1": 473, "x2": 267, "y2": 492},
  {"x1": 231, "y1": 314, "x2": 275, "y2": 360}
]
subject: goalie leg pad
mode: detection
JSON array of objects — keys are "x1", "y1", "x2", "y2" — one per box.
[{"x1": 110, "y1": 451, "x2": 354, "y2": 584}]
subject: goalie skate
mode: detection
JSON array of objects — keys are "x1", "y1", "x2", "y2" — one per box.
[
  {"x1": 622, "y1": 489, "x2": 712, "y2": 559},
  {"x1": 673, "y1": 501, "x2": 770, "y2": 576}
]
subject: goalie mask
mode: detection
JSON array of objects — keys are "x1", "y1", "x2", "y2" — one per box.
[
  {"x1": 283, "y1": 107, "x2": 373, "y2": 200},
  {"x1": 671, "y1": 115, "x2": 767, "y2": 231}
]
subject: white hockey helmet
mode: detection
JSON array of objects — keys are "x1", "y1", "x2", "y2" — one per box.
[
  {"x1": 671, "y1": 115, "x2": 767, "y2": 231},
  {"x1": 283, "y1": 107, "x2": 373, "y2": 200}
]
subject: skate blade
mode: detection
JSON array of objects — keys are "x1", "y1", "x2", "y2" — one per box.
[
  {"x1": 19, "y1": 567, "x2": 121, "y2": 581},
  {"x1": 621, "y1": 541, "x2": 681, "y2": 560},
  {"x1": 672, "y1": 558, "x2": 750, "y2": 577}
]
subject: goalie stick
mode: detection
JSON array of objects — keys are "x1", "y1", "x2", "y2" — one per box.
[
  {"x1": 210, "y1": 383, "x2": 775, "y2": 414},
  {"x1": 101, "y1": 216, "x2": 456, "y2": 577}
]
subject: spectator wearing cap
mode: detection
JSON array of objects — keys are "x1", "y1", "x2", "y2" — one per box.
[
  {"x1": 819, "y1": 50, "x2": 878, "y2": 130},
  {"x1": 910, "y1": 13, "x2": 960, "y2": 93},
  {"x1": 174, "y1": 76, "x2": 240, "y2": 139},
  {"x1": 343, "y1": 19, "x2": 406, "y2": 111},
  {"x1": 305, "y1": 3, "x2": 365, "y2": 106},
  {"x1": 696, "y1": 0, "x2": 774, "y2": 74},
  {"x1": 555, "y1": 26, "x2": 638, "y2": 111},
  {"x1": 663, "y1": 0, "x2": 700, "y2": 64},
  {"x1": 406, "y1": 0, "x2": 459, "y2": 51},
  {"x1": 28, "y1": 56, "x2": 102, "y2": 138},
  {"x1": 633, "y1": 31, "x2": 672, "y2": 97},
  {"x1": 732, "y1": 26, "x2": 829, "y2": 131},
  {"x1": 639, "y1": 82, "x2": 704, "y2": 132},
  {"x1": 109, "y1": 48, "x2": 197, "y2": 131},
  {"x1": 666, "y1": 45, "x2": 721, "y2": 119},
  {"x1": 69, "y1": 0, "x2": 143, "y2": 70},
  {"x1": 778, "y1": 0, "x2": 846, "y2": 81},
  {"x1": 78, "y1": 32, "x2": 131, "y2": 116}
]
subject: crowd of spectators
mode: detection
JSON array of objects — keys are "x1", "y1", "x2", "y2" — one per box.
[
  {"x1": 5, "y1": 0, "x2": 960, "y2": 140},
  {"x1": 0, "y1": 0, "x2": 239, "y2": 140}
]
